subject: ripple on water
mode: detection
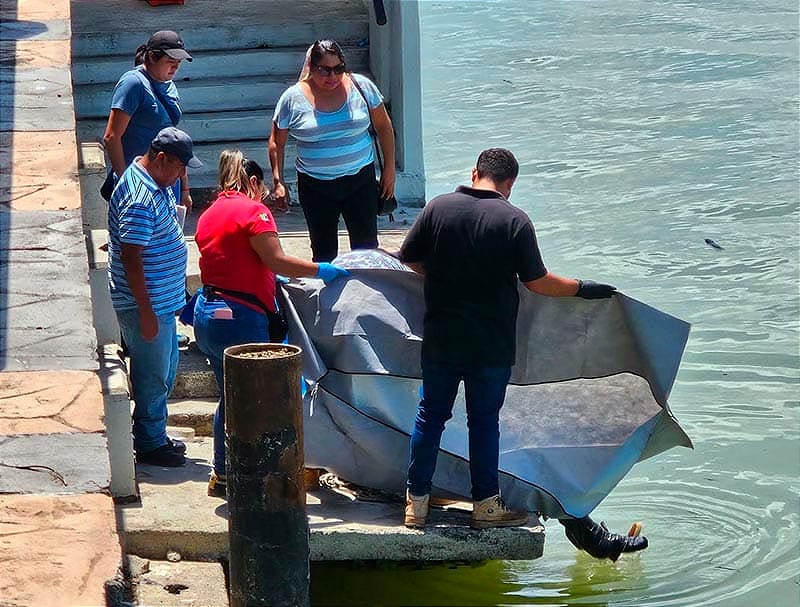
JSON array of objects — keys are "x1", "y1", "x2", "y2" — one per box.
[
  {"x1": 574, "y1": 473, "x2": 800, "y2": 607},
  {"x1": 413, "y1": 1, "x2": 798, "y2": 605}
]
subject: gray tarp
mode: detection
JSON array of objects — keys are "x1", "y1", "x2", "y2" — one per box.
[{"x1": 281, "y1": 249, "x2": 691, "y2": 518}]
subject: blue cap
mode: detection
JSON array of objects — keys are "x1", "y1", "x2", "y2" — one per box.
[{"x1": 150, "y1": 127, "x2": 202, "y2": 168}]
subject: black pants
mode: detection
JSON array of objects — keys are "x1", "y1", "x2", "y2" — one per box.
[{"x1": 297, "y1": 164, "x2": 379, "y2": 262}]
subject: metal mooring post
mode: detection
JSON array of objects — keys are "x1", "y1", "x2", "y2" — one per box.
[{"x1": 224, "y1": 343, "x2": 309, "y2": 607}]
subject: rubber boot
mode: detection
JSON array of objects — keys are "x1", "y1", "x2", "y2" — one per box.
[{"x1": 560, "y1": 515, "x2": 648, "y2": 561}]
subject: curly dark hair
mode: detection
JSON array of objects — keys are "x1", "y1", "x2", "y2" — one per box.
[{"x1": 476, "y1": 148, "x2": 519, "y2": 183}]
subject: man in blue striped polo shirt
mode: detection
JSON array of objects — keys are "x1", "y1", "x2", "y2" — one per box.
[{"x1": 108, "y1": 127, "x2": 201, "y2": 467}]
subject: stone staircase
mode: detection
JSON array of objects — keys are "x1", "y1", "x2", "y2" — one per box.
[{"x1": 70, "y1": 0, "x2": 372, "y2": 193}]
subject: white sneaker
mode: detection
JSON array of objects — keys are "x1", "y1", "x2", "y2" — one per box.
[
  {"x1": 471, "y1": 494, "x2": 528, "y2": 529},
  {"x1": 404, "y1": 490, "x2": 430, "y2": 528}
]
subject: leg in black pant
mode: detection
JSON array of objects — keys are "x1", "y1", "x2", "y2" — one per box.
[
  {"x1": 340, "y1": 164, "x2": 379, "y2": 252},
  {"x1": 298, "y1": 165, "x2": 379, "y2": 262},
  {"x1": 297, "y1": 171, "x2": 341, "y2": 262}
]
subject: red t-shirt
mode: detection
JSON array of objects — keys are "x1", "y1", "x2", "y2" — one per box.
[{"x1": 195, "y1": 190, "x2": 278, "y2": 312}]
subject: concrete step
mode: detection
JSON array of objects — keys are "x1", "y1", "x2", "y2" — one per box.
[
  {"x1": 168, "y1": 398, "x2": 217, "y2": 437},
  {"x1": 189, "y1": 139, "x2": 299, "y2": 189},
  {"x1": 77, "y1": 81, "x2": 381, "y2": 142},
  {"x1": 172, "y1": 344, "x2": 218, "y2": 400},
  {"x1": 76, "y1": 119, "x2": 302, "y2": 191},
  {"x1": 120, "y1": 438, "x2": 545, "y2": 562},
  {"x1": 166, "y1": 426, "x2": 196, "y2": 442},
  {"x1": 78, "y1": 124, "x2": 421, "y2": 200},
  {"x1": 130, "y1": 559, "x2": 229, "y2": 607},
  {"x1": 71, "y1": 17, "x2": 368, "y2": 58},
  {"x1": 74, "y1": 75, "x2": 296, "y2": 119},
  {"x1": 76, "y1": 119, "x2": 296, "y2": 171},
  {"x1": 181, "y1": 209, "x2": 413, "y2": 284},
  {"x1": 71, "y1": 45, "x2": 369, "y2": 86},
  {"x1": 77, "y1": 110, "x2": 276, "y2": 148}
]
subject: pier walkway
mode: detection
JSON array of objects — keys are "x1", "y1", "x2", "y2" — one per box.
[{"x1": 1, "y1": 2, "x2": 120, "y2": 606}]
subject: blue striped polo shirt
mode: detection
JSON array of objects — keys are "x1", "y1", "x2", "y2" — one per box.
[
  {"x1": 107, "y1": 160, "x2": 188, "y2": 315},
  {"x1": 272, "y1": 73, "x2": 384, "y2": 180}
]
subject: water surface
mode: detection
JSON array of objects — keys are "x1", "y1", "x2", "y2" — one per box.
[{"x1": 314, "y1": 1, "x2": 799, "y2": 605}]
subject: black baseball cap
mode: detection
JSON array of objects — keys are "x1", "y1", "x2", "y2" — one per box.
[
  {"x1": 147, "y1": 30, "x2": 193, "y2": 62},
  {"x1": 151, "y1": 127, "x2": 203, "y2": 168}
]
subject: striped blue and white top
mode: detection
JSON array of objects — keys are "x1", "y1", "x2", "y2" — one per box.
[
  {"x1": 107, "y1": 160, "x2": 188, "y2": 315},
  {"x1": 272, "y1": 73, "x2": 384, "y2": 180}
]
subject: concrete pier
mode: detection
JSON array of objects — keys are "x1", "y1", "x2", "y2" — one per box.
[{"x1": 121, "y1": 438, "x2": 545, "y2": 563}]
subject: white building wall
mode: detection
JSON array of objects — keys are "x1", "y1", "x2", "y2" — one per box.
[{"x1": 366, "y1": 0, "x2": 426, "y2": 205}]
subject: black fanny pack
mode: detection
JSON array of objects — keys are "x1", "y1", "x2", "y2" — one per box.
[
  {"x1": 202, "y1": 284, "x2": 288, "y2": 343},
  {"x1": 100, "y1": 171, "x2": 116, "y2": 202}
]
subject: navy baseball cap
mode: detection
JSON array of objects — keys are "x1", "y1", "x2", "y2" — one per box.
[
  {"x1": 151, "y1": 127, "x2": 203, "y2": 168},
  {"x1": 147, "y1": 30, "x2": 193, "y2": 62}
]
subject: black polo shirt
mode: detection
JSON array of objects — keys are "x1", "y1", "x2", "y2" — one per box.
[{"x1": 399, "y1": 186, "x2": 547, "y2": 367}]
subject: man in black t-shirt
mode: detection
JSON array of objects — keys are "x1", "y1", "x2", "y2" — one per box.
[{"x1": 399, "y1": 148, "x2": 648, "y2": 561}]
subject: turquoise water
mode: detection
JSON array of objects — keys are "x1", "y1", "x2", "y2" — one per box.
[{"x1": 313, "y1": 1, "x2": 799, "y2": 605}]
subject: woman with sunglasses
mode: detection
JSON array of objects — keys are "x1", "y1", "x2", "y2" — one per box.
[
  {"x1": 269, "y1": 39, "x2": 396, "y2": 262},
  {"x1": 193, "y1": 149, "x2": 349, "y2": 497},
  {"x1": 103, "y1": 30, "x2": 195, "y2": 210}
]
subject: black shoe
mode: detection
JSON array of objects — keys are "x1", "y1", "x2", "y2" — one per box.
[
  {"x1": 136, "y1": 443, "x2": 186, "y2": 467},
  {"x1": 168, "y1": 437, "x2": 186, "y2": 454},
  {"x1": 560, "y1": 515, "x2": 648, "y2": 562}
]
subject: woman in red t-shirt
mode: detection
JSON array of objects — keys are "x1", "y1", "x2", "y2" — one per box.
[{"x1": 194, "y1": 149, "x2": 348, "y2": 497}]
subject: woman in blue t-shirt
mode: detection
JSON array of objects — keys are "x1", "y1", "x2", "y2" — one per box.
[
  {"x1": 269, "y1": 39, "x2": 396, "y2": 262},
  {"x1": 103, "y1": 30, "x2": 194, "y2": 209}
]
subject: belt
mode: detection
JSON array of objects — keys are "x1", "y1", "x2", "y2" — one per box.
[
  {"x1": 202, "y1": 285, "x2": 271, "y2": 314},
  {"x1": 201, "y1": 284, "x2": 288, "y2": 343}
]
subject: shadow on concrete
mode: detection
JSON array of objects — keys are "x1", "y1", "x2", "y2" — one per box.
[
  {"x1": 0, "y1": 19, "x2": 47, "y2": 45},
  {"x1": 0, "y1": 206, "x2": 7, "y2": 371},
  {"x1": 1, "y1": 6, "x2": 37, "y2": 369},
  {"x1": 134, "y1": 456, "x2": 212, "y2": 485},
  {"x1": 0, "y1": 10, "x2": 58, "y2": 369}
]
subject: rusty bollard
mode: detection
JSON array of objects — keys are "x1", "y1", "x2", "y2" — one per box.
[{"x1": 224, "y1": 343, "x2": 309, "y2": 607}]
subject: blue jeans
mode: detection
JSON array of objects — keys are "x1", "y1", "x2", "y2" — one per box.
[
  {"x1": 407, "y1": 360, "x2": 512, "y2": 501},
  {"x1": 116, "y1": 308, "x2": 179, "y2": 453},
  {"x1": 193, "y1": 291, "x2": 269, "y2": 476}
]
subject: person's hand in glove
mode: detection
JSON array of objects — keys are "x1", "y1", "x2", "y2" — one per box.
[
  {"x1": 576, "y1": 279, "x2": 616, "y2": 299},
  {"x1": 315, "y1": 262, "x2": 350, "y2": 283}
]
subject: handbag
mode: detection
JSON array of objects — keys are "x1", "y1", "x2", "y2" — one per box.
[
  {"x1": 100, "y1": 170, "x2": 116, "y2": 202},
  {"x1": 350, "y1": 75, "x2": 397, "y2": 221}
]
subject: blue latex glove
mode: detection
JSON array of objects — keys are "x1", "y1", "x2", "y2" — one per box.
[
  {"x1": 316, "y1": 262, "x2": 350, "y2": 283},
  {"x1": 275, "y1": 275, "x2": 290, "y2": 284},
  {"x1": 576, "y1": 279, "x2": 616, "y2": 299}
]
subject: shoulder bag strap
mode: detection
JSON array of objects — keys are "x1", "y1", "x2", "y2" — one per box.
[
  {"x1": 349, "y1": 74, "x2": 383, "y2": 173},
  {"x1": 134, "y1": 68, "x2": 181, "y2": 126}
]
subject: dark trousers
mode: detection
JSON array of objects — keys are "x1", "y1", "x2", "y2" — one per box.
[
  {"x1": 407, "y1": 360, "x2": 512, "y2": 501},
  {"x1": 297, "y1": 164, "x2": 379, "y2": 262}
]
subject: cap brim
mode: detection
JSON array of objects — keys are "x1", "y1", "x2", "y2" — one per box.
[
  {"x1": 164, "y1": 48, "x2": 193, "y2": 61},
  {"x1": 186, "y1": 156, "x2": 203, "y2": 169}
]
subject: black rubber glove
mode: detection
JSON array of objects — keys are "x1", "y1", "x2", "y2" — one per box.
[{"x1": 576, "y1": 279, "x2": 616, "y2": 299}]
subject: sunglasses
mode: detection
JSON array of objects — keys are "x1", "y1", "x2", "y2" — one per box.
[{"x1": 313, "y1": 63, "x2": 346, "y2": 76}]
